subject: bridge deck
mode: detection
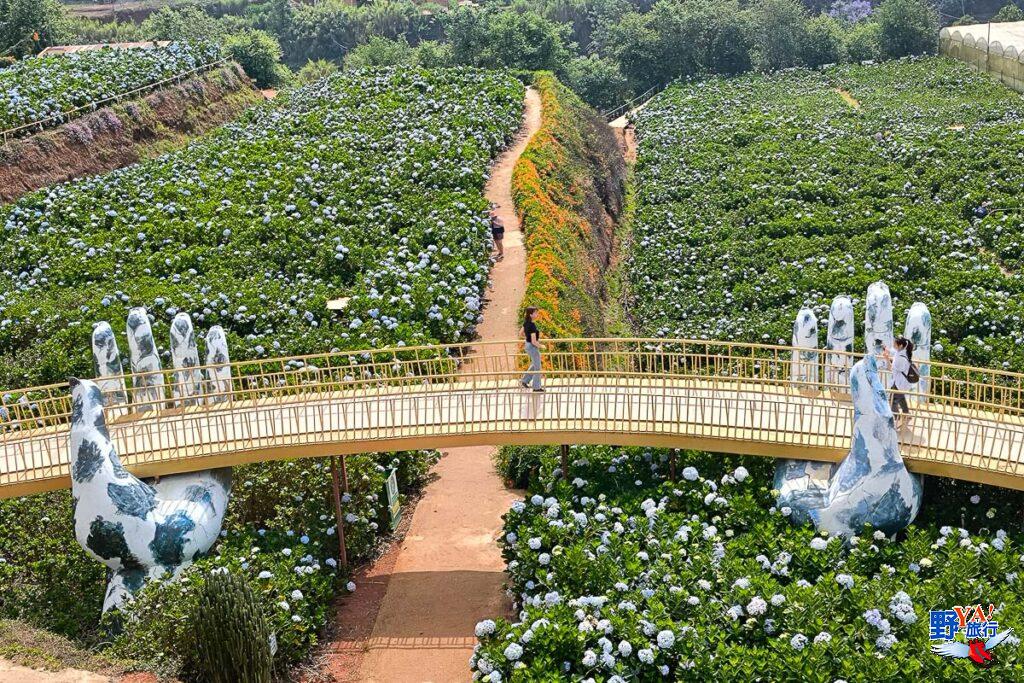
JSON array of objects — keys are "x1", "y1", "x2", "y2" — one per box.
[{"x1": 3, "y1": 376, "x2": 1023, "y2": 498}]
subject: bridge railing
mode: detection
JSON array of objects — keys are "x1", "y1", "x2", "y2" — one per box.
[{"x1": 2, "y1": 338, "x2": 1023, "y2": 439}]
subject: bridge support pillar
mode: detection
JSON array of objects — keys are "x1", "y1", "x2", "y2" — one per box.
[
  {"x1": 560, "y1": 444, "x2": 570, "y2": 480},
  {"x1": 330, "y1": 456, "x2": 349, "y2": 571}
]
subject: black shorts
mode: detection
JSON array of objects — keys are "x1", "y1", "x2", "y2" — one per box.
[{"x1": 491, "y1": 229, "x2": 505, "y2": 240}]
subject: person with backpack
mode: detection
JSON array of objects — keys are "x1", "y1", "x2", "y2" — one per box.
[{"x1": 883, "y1": 336, "x2": 919, "y2": 428}]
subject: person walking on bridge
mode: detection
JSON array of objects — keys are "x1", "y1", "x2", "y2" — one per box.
[
  {"x1": 521, "y1": 306, "x2": 545, "y2": 392},
  {"x1": 883, "y1": 336, "x2": 917, "y2": 429}
]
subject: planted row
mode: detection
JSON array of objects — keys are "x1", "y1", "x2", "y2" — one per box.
[
  {"x1": 512, "y1": 73, "x2": 624, "y2": 338},
  {"x1": 0, "y1": 43, "x2": 221, "y2": 131}
]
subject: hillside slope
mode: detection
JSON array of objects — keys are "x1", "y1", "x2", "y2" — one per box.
[
  {"x1": 512, "y1": 73, "x2": 626, "y2": 337},
  {"x1": 0, "y1": 64, "x2": 261, "y2": 203}
]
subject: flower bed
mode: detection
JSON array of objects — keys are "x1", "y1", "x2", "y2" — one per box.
[
  {"x1": 512, "y1": 73, "x2": 625, "y2": 337},
  {"x1": 0, "y1": 68, "x2": 523, "y2": 388},
  {"x1": 627, "y1": 56, "x2": 1024, "y2": 371},
  {"x1": 474, "y1": 446, "x2": 1024, "y2": 680},
  {"x1": 0, "y1": 43, "x2": 222, "y2": 132}
]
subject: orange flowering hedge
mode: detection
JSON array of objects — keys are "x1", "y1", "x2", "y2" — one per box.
[{"x1": 512, "y1": 73, "x2": 625, "y2": 338}]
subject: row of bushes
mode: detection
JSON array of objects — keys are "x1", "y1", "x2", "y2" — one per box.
[
  {"x1": 478, "y1": 445, "x2": 1024, "y2": 680},
  {"x1": 512, "y1": 73, "x2": 625, "y2": 338}
]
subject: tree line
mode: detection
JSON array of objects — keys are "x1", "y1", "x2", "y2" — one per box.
[{"x1": 3, "y1": 0, "x2": 1023, "y2": 109}]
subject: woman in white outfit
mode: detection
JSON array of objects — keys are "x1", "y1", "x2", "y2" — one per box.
[{"x1": 883, "y1": 336, "x2": 915, "y2": 428}]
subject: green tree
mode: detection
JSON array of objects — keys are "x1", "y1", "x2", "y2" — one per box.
[
  {"x1": 284, "y1": 0, "x2": 366, "y2": 66},
  {"x1": 141, "y1": 5, "x2": 226, "y2": 44},
  {"x1": 992, "y1": 3, "x2": 1024, "y2": 21},
  {"x1": 951, "y1": 14, "x2": 978, "y2": 24},
  {"x1": 0, "y1": 0, "x2": 70, "y2": 58},
  {"x1": 344, "y1": 35, "x2": 416, "y2": 69},
  {"x1": 364, "y1": 1, "x2": 438, "y2": 43},
  {"x1": 610, "y1": 0, "x2": 751, "y2": 91},
  {"x1": 413, "y1": 40, "x2": 453, "y2": 68},
  {"x1": 802, "y1": 14, "x2": 845, "y2": 67},
  {"x1": 844, "y1": 20, "x2": 882, "y2": 61},
  {"x1": 446, "y1": 7, "x2": 572, "y2": 73},
  {"x1": 224, "y1": 28, "x2": 286, "y2": 88},
  {"x1": 565, "y1": 54, "x2": 632, "y2": 110},
  {"x1": 876, "y1": 0, "x2": 937, "y2": 59},
  {"x1": 295, "y1": 58, "x2": 338, "y2": 86},
  {"x1": 746, "y1": 0, "x2": 809, "y2": 71},
  {"x1": 67, "y1": 17, "x2": 144, "y2": 45}
]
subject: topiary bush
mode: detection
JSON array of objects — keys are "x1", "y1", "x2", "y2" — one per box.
[{"x1": 194, "y1": 569, "x2": 272, "y2": 683}]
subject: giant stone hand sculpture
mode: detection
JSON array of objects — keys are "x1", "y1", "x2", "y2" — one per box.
[
  {"x1": 70, "y1": 377, "x2": 232, "y2": 612},
  {"x1": 778, "y1": 356, "x2": 923, "y2": 537},
  {"x1": 824, "y1": 296, "x2": 854, "y2": 386},
  {"x1": 865, "y1": 281, "x2": 894, "y2": 360},
  {"x1": 790, "y1": 307, "x2": 819, "y2": 387},
  {"x1": 904, "y1": 302, "x2": 931, "y2": 404}
]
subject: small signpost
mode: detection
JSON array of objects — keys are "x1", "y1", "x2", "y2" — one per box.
[{"x1": 384, "y1": 468, "x2": 401, "y2": 531}]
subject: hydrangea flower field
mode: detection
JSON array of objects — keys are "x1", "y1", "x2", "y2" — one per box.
[
  {"x1": 474, "y1": 446, "x2": 1024, "y2": 680},
  {"x1": 0, "y1": 43, "x2": 222, "y2": 132},
  {"x1": 0, "y1": 68, "x2": 524, "y2": 387},
  {"x1": 627, "y1": 57, "x2": 1024, "y2": 371}
]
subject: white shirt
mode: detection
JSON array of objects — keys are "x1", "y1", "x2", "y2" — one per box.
[{"x1": 890, "y1": 348, "x2": 914, "y2": 391}]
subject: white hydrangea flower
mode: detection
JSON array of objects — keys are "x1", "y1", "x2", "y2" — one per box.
[{"x1": 656, "y1": 630, "x2": 675, "y2": 648}]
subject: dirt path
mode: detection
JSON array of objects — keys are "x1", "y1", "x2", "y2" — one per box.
[
  {"x1": 0, "y1": 662, "x2": 108, "y2": 683},
  {"x1": 315, "y1": 87, "x2": 541, "y2": 683},
  {"x1": 835, "y1": 88, "x2": 861, "y2": 110},
  {"x1": 609, "y1": 106, "x2": 640, "y2": 164}
]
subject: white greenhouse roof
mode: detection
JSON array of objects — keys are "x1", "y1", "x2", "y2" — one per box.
[{"x1": 941, "y1": 21, "x2": 1024, "y2": 52}]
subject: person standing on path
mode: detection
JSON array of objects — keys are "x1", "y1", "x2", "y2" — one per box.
[
  {"x1": 521, "y1": 306, "x2": 545, "y2": 392},
  {"x1": 490, "y1": 205, "x2": 505, "y2": 261}
]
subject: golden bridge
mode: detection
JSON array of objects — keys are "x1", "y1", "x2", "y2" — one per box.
[{"x1": 2, "y1": 338, "x2": 1023, "y2": 498}]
